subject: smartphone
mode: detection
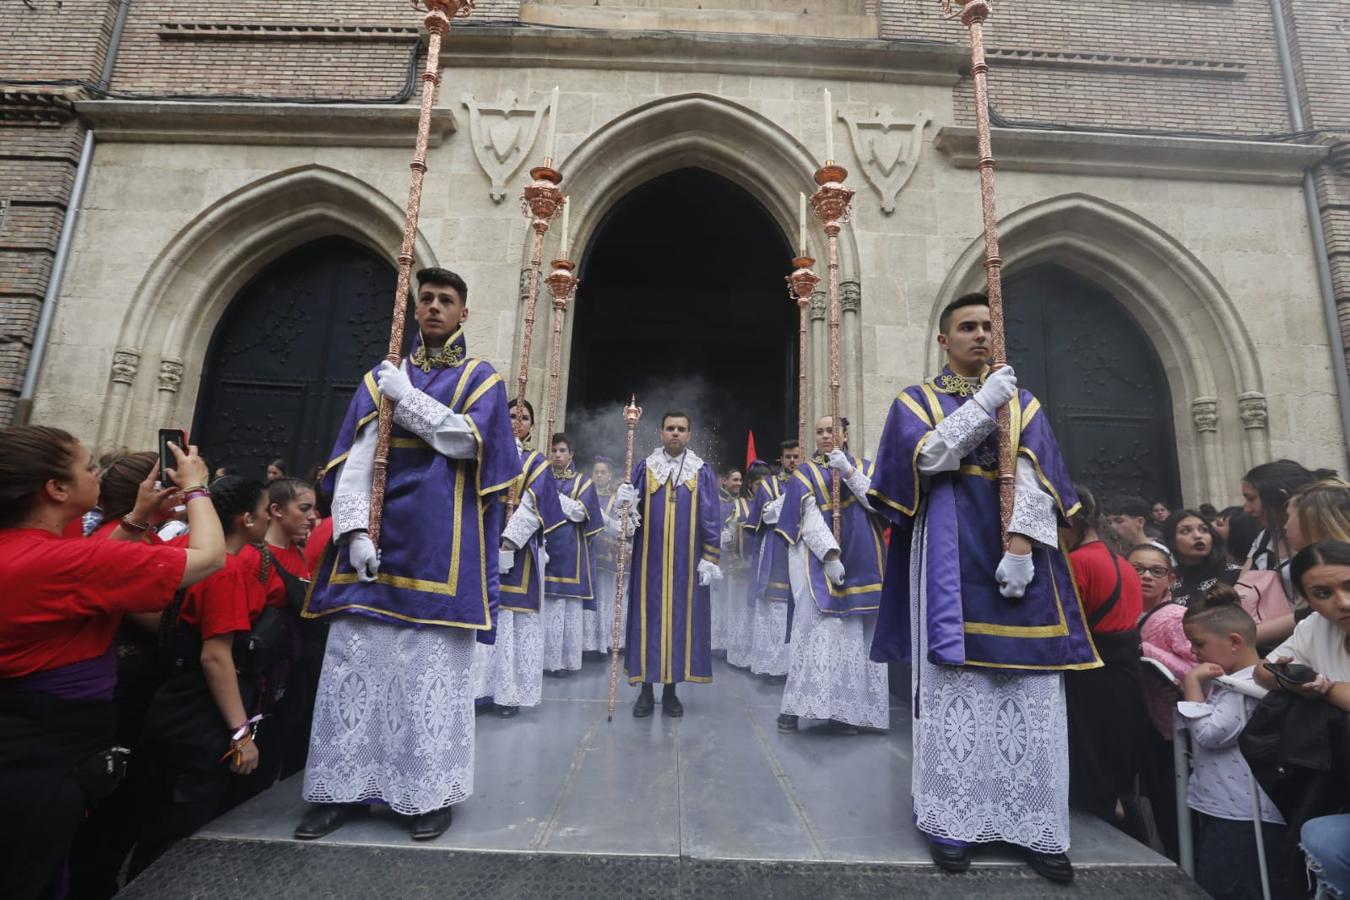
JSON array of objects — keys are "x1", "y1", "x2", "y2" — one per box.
[
  {"x1": 1263, "y1": 660, "x2": 1317, "y2": 686},
  {"x1": 158, "y1": 428, "x2": 186, "y2": 481}
]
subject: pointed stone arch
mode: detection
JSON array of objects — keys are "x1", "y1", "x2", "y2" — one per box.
[
  {"x1": 516, "y1": 93, "x2": 866, "y2": 438},
  {"x1": 930, "y1": 192, "x2": 1267, "y2": 504},
  {"x1": 96, "y1": 164, "x2": 438, "y2": 450}
]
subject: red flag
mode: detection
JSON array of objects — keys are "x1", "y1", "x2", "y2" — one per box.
[{"x1": 745, "y1": 429, "x2": 757, "y2": 471}]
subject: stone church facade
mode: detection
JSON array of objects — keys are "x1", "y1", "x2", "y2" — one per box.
[{"x1": 2, "y1": 0, "x2": 1348, "y2": 503}]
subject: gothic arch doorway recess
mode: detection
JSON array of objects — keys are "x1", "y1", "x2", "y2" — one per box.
[
  {"x1": 1004, "y1": 264, "x2": 1182, "y2": 504},
  {"x1": 565, "y1": 168, "x2": 796, "y2": 467},
  {"x1": 191, "y1": 236, "x2": 399, "y2": 479}
]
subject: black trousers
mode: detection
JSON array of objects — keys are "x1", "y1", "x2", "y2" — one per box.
[{"x1": 1065, "y1": 632, "x2": 1149, "y2": 822}]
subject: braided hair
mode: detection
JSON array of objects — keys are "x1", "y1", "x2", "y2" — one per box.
[{"x1": 209, "y1": 475, "x2": 267, "y2": 536}]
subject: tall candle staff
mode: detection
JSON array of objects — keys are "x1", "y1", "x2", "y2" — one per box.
[
  {"x1": 943, "y1": 0, "x2": 1013, "y2": 537},
  {"x1": 507, "y1": 86, "x2": 563, "y2": 518},
  {"x1": 543, "y1": 200, "x2": 576, "y2": 440},
  {"x1": 607, "y1": 396, "x2": 643, "y2": 721},
  {"x1": 786, "y1": 193, "x2": 819, "y2": 450},
  {"x1": 369, "y1": 0, "x2": 475, "y2": 545},
  {"x1": 809, "y1": 89, "x2": 854, "y2": 541}
]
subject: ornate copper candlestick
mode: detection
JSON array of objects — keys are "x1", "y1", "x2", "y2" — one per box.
[
  {"x1": 369, "y1": 0, "x2": 474, "y2": 546},
  {"x1": 543, "y1": 257, "x2": 578, "y2": 440},
  {"x1": 786, "y1": 256, "x2": 819, "y2": 450},
  {"x1": 809, "y1": 164, "x2": 854, "y2": 541},
  {"x1": 505, "y1": 165, "x2": 563, "y2": 518},
  {"x1": 608, "y1": 395, "x2": 642, "y2": 721},
  {"x1": 945, "y1": 0, "x2": 1013, "y2": 538}
]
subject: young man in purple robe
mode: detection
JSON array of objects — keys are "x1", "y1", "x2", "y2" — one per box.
[
  {"x1": 745, "y1": 445, "x2": 799, "y2": 679},
  {"x1": 541, "y1": 433, "x2": 604, "y2": 676},
  {"x1": 615, "y1": 411, "x2": 723, "y2": 717},
  {"x1": 868, "y1": 292, "x2": 1100, "y2": 882},
  {"x1": 294, "y1": 268, "x2": 519, "y2": 842},
  {"x1": 494, "y1": 399, "x2": 566, "y2": 717},
  {"x1": 775, "y1": 416, "x2": 890, "y2": 733}
]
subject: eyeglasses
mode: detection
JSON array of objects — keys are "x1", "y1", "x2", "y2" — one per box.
[{"x1": 1132, "y1": 564, "x2": 1171, "y2": 578}]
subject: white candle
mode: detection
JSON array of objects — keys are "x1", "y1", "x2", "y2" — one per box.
[
  {"x1": 823, "y1": 88, "x2": 834, "y2": 163},
  {"x1": 560, "y1": 198, "x2": 570, "y2": 258},
  {"x1": 798, "y1": 192, "x2": 807, "y2": 255},
  {"x1": 545, "y1": 85, "x2": 559, "y2": 164}
]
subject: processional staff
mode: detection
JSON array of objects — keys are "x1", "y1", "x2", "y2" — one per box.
[
  {"x1": 369, "y1": 0, "x2": 475, "y2": 546},
  {"x1": 607, "y1": 396, "x2": 643, "y2": 721},
  {"x1": 543, "y1": 201, "x2": 578, "y2": 440},
  {"x1": 786, "y1": 195, "x2": 819, "y2": 452},
  {"x1": 945, "y1": 0, "x2": 1014, "y2": 538},
  {"x1": 809, "y1": 89, "x2": 854, "y2": 541}
]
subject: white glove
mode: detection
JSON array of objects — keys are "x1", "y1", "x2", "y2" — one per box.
[
  {"x1": 823, "y1": 557, "x2": 846, "y2": 586},
  {"x1": 973, "y1": 365, "x2": 1016, "y2": 416},
  {"x1": 697, "y1": 559, "x2": 723, "y2": 586},
  {"x1": 762, "y1": 496, "x2": 784, "y2": 525},
  {"x1": 615, "y1": 483, "x2": 639, "y2": 509},
  {"x1": 348, "y1": 533, "x2": 380, "y2": 583},
  {"x1": 559, "y1": 495, "x2": 587, "y2": 523},
  {"x1": 995, "y1": 550, "x2": 1034, "y2": 598},
  {"x1": 498, "y1": 547, "x2": 515, "y2": 575},
  {"x1": 826, "y1": 449, "x2": 851, "y2": 474},
  {"x1": 376, "y1": 360, "x2": 413, "y2": 404}
]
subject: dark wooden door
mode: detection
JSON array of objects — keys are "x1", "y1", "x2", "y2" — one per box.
[
  {"x1": 1003, "y1": 264, "x2": 1181, "y2": 505},
  {"x1": 192, "y1": 237, "x2": 399, "y2": 481}
]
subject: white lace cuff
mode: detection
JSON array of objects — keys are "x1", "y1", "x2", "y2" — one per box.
[
  {"x1": 503, "y1": 491, "x2": 541, "y2": 548},
  {"x1": 559, "y1": 494, "x2": 588, "y2": 523},
  {"x1": 333, "y1": 492, "x2": 371, "y2": 537},
  {"x1": 1010, "y1": 481, "x2": 1059, "y2": 547},
  {"x1": 801, "y1": 496, "x2": 840, "y2": 561},
  {"x1": 392, "y1": 387, "x2": 479, "y2": 460},
  {"x1": 843, "y1": 468, "x2": 874, "y2": 511},
  {"x1": 933, "y1": 399, "x2": 997, "y2": 461}
]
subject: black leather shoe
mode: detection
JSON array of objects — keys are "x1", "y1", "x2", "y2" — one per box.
[
  {"x1": 409, "y1": 805, "x2": 454, "y2": 840},
  {"x1": 633, "y1": 686, "x2": 655, "y2": 718},
  {"x1": 496, "y1": 704, "x2": 519, "y2": 718},
  {"x1": 1025, "y1": 851, "x2": 1074, "y2": 883},
  {"x1": 765, "y1": 674, "x2": 787, "y2": 686},
  {"x1": 294, "y1": 803, "x2": 367, "y2": 840},
  {"x1": 828, "y1": 719, "x2": 860, "y2": 735},
  {"x1": 929, "y1": 841, "x2": 972, "y2": 873},
  {"x1": 777, "y1": 713, "x2": 799, "y2": 732},
  {"x1": 661, "y1": 687, "x2": 683, "y2": 718}
]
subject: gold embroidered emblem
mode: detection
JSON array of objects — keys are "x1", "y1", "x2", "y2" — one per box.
[{"x1": 410, "y1": 340, "x2": 466, "y2": 373}]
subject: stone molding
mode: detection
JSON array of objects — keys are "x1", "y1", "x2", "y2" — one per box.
[
  {"x1": 987, "y1": 48, "x2": 1246, "y2": 80},
  {"x1": 74, "y1": 100, "x2": 457, "y2": 148},
  {"x1": 111, "y1": 348, "x2": 141, "y2": 386},
  {"x1": 1238, "y1": 391, "x2": 1269, "y2": 430},
  {"x1": 518, "y1": 2, "x2": 878, "y2": 41},
  {"x1": 441, "y1": 25, "x2": 965, "y2": 87},
  {"x1": 934, "y1": 126, "x2": 1327, "y2": 185},
  {"x1": 158, "y1": 22, "x2": 418, "y2": 42},
  {"x1": 1190, "y1": 397, "x2": 1218, "y2": 433}
]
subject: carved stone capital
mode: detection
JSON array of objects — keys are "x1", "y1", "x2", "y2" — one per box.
[
  {"x1": 1190, "y1": 396, "x2": 1218, "y2": 434},
  {"x1": 840, "y1": 281, "x2": 861, "y2": 314},
  {"x1": 1238, "y1": 391, "x2": 1268, "y2": 430},
  {"x1": 111, "y1": 347, "x2": 141, "y2": 385},
  {"x1": 809, "y1": 291, "x2": 827, "y2": 322},
  {"x1": 519, "y1": 266, "x2": 533, "y2": 304},
  {"x1": 158, "y1": 358, "x2": 184, "y2": 393}
]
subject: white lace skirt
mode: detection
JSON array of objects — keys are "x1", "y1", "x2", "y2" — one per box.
[
  {"x1": 749, "y1": 598, "x2": 790, "y2": 677},
  {"x1": 303, "y1": 617, "x2": 475, "y2": 816},
  {"x1": 542, "y1": 595, "x2": 584, "y2": 671},
  {"x1": 590, "y1": 568, "x2": 620, "y2": 654},
  {"x1": 909, "y1": 510, "x2": 1070, "y2": 853},
  {"x1": 489, "y1": 608, "x2": 543, "y2": 708},
  {"x1": 470, "y1": 636, "x2": 494, "y2": 701},
  {"x1": 724, "y1": 574, "x2": 755, "y2": 669},
  {"x1": 709, "y1": 573, "x2": 729, "y2": 651},
  {"x1": 780, "y1": 545, "x2": 890, "y2": 729}
]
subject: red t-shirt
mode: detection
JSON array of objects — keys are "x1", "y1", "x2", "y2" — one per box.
[
  {"x1": 237, "y1": 541, "x2": 310, "y2": 610},
  {"x1": 0, "y1": 527, "x2": 186, "y2": 677},
  {"x1": 1069, "y1": 540, "x2": 1144, "y2": 634},
  {"x1": 91, "y1": 520, "x2": 165, "y2": 546},
  {"x1": 304, "y1": 518, "x2": 333, "y2": 575},
  {"x1": 177, "y1": 553, "x2": 268, "y2": 642}
]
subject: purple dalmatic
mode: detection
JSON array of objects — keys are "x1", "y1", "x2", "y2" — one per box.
[
  {"x1": 303, "y1": 329, "x2": 519, "y2": 632},
  {"x1": 777, "y1": 457, "x2": 885, "y2": 615},
  {"x1": 624, "y1": 449, "x2": 722, "y2": 685},
  {"x1": 868, "y1": 374, "x2": 1099, "y2": 671},
  {"x1": 545, "y1": 469, "x2": 605, "y2": 609},
  {"x1": 500, "y1": 446, "x2": 566, "y2": 613},
  {"x1": 747, "y1": 475, "x2": 791, "y2": 606}
]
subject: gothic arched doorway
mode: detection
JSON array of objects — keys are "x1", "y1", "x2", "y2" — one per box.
[
  {"x1": 565, "y1": 167, "x2": 796, "y2": 468},
  {"x1": 191, "y1": 236, "x2": 398, "y2": 479},
  {"x1": 1004, "y1": 263, "x2": 1182, "y2": 505}
]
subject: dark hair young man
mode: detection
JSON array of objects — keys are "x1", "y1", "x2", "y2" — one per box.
[
  {"x1": 612, "y1": 409, "x2": 720, "y2": 717},
  {"x1": 869, "y1": 292, "x2": 1098, "y2": 881},
  {"x1": 297, "y1": 266, "x2": 518, "y2": 841},
  {"x1": 541, "y1": 431, "x2": 604, "y2": 677},
  {"x1": 1104, "y1": 495, "x2": 1151, "y2": 550}
]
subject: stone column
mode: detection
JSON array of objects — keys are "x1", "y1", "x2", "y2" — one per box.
[{"x1": 840, "y1": 280, "x2": 863, "y2": 457}]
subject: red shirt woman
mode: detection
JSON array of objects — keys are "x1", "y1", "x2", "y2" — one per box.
[{"x1": 0, "y1": 426, "x2": 223, "y2": 900}]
